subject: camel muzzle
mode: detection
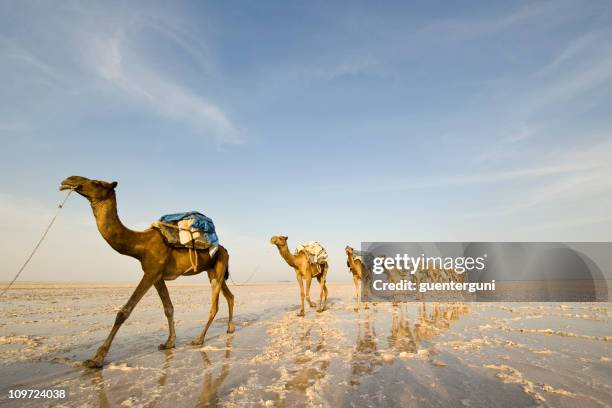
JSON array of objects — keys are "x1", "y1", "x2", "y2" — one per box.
[{"x1": 59, "y1": 184, "x2": 77, "y2": 191}]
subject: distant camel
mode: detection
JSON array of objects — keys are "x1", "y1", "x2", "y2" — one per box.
[
  {"x1": 345, "y1": 246, "x2": 369, "y2": 311},
  {"x1": 60, "y1": 176, "x2": 235, "y2": 368},
  {"x1": 270, "y1": 236, "x2": 328, "y2": 315}
]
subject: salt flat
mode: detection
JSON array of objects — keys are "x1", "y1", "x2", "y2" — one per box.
[{"x1": 0, "y1": 283, "x2": 610, "y2": 407}]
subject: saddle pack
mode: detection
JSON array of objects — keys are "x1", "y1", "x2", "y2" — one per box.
[
  {"x1": 151, "y1": 211, "x2": 219, "y2": 250},
  {"x1": 296, "y1": 241, "x2": 328, "y2": 277}
]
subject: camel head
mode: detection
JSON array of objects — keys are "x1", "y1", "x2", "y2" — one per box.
[
  {"x1": 270, "y1": 235, "x2": 288, "y2": 247},
  {"x1": 345, "y1": 246, "x2": 354, "y2": 255},
  {"x1": 60, "y1": 176, "x2": 117, "y2": 201}
]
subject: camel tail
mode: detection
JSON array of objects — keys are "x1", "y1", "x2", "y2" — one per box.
[{"x1": 224, "y1": 264, "x2": 229, "y2": 281}]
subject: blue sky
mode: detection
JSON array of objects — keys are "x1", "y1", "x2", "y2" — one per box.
[{"x1": 1, "y1": 0, "x2": 612, "y2": 282}]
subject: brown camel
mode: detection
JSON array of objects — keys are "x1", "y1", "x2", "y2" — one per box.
[
  {"x1": 59, "y1": 176, "x2": 235, "y2": 368},
  {"x1": 345, "y1": 246, "x2": 369, "y2": 311},
  {"x1": 270, "y1": 236, "x2": 328, "y2": 316}
]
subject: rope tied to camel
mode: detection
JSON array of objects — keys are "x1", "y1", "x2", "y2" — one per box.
[
  {"x1": 153, "y1": 221, "x2": 202, "y2": 273},
  {"x1": 0, "y1": 188, "x2": 75, "y2": 298}
]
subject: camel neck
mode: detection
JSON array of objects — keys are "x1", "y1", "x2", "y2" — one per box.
[
  {"x1": 347, "y1": 253, "x2": 357, "y2": 271},
  {"x1": 90, "y1": 193, "x2": 143, "y2": 259},
  {"x1": 276, "y1": 244, "x2": 297, "y2": 268}
]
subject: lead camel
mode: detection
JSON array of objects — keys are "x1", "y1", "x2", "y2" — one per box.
[{"x1": 59, "y1": 176, "x2": 235, "y2": 368}]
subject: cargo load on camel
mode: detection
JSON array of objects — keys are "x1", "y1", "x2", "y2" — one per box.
[
  {"x1": 295, "y1": 241, "x2": 328, "y2": 277},
  {"x1": 151, "y1": 211, "x2": 219, "y2": 252}
]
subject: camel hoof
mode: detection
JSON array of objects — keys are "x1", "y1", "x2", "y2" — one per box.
[
  {"x1": 158, "y1": 342, "x2": 175, "y2": 350},
  {"x1": 365, "y1": 305, "x2": 370, "y2": 310},
  {"x1": 353, "y1": 307, "x2": 359, "y2": 312},
  {"x1": 316, "y1": 308, "x2": 325, "y2": 313},
  {"x1": 191, "y1": 339, "x2": 204, "y2": 346},
  {"x1": 297, "y1": 311, "x2": 305, "y2": 317},
  {"x1": 227, "y1": 322, "x2": 235, "y2": 334},
  {"x1": 308, "y1": 302, "x2": 316, "y2": 308},
  {"x1": 83, "y1": 358, "x2": 103, "y2": 369}
]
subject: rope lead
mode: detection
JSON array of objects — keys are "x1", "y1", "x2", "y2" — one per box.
[{"x1": 0, "y1": 188, "x2": 74, "y2": 297}]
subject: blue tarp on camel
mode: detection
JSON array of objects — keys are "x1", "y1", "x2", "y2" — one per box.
[{"x1": 157, "y1": 211, "x2": 219, "y2": 247}]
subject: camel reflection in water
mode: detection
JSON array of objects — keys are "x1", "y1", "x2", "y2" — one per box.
[
  {"x1": 347, "y1": 303, "x2": 469, "y2": 385},
  {"x1": 387, "y1": 308, "x2": 417, "y2": 354},
  {"x1": 84, "y1": 348, "x2": 176, "y2": 408},
  {"x1": 196, "y1": 335, "x2": 234, "y2": 407},
  {"x1": 284, "y1": 322, "x2": 330, "y2": 393},
  {"x1": 83, "y1": 304, "x2": 469, "y2": 405},
  {"x1": 84, "y1": 367, "x2": 111, "y2": 408},
  {"x1": 84, "y1": 335, "x2": 234, "y2": 408},
  {"x1": 147, "y1": 349, "x2": 177, "y2": 408},
  {"x1": 348, "y1": 303, "x2": 469, "y2": 386},
  {"x1": 413, "y1": 303, "x2": 469, "y2": 343},
  {"x1": 350, "y1": 313, "x2": 381, "y2": 386}
]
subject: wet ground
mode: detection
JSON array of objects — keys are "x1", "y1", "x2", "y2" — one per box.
[{"x1": 0, "y1": 283, "x2": 610, "y2": 407}]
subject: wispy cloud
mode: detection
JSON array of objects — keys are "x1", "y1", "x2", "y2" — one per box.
[
  {"x1": 87, "y1": 30, "x2": 242, "y2": 145},
  {"x1": 0, "y1": 4, "x2": 242, "y2": 147},
  {"x1": 523, "y1": 53, "x2": 612, "y2": 112},
  {"x1": 420, "y1": 0, "x2": 573, "y2": 40},
  {"x1": 460, "y1": 139, "x2": 612, "y2": 221},
  {"x1": 337, "y1": 149, "x2": 604, "y2": 194},
  {"x1": 0, "y1": 36, "x2": 65, "y2": 86}
]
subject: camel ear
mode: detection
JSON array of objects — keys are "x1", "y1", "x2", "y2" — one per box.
[{"x1": 110, "y1": 181, "x2": 118, "y2": 189}]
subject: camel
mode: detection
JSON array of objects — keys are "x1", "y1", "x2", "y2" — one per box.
[
  {"x1": 59, "y1": 176, "x2": 235, "y2": 368},
  {"x1": 345, "y1": 246, "x2": 369, "y2": 311},
  {"x1": 270, "y1": 236, "x2": 328, "y2": 316}
]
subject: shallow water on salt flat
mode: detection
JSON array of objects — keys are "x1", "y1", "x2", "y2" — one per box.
[{"x1": 0, "y1": 283, "x2": 610, "y2": 407}]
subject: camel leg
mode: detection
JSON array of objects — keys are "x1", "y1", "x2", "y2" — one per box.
[
  {"x1": 353, "y1": 274, "x2": 360, "y2": 312},
  {"x1": 305, "y1": 277, "x2": 316, "y2": 307},
  {"x1": 192, "y1": 277, "x2": 224, "y2": 346},
  {"x1": 155, "y1": 280, "x2": 176, "y2": 350},
  {"x1": 317, "y1": 277, "x2": 327, "y2": 313},
  {"x1": 221, "y1": 281, "x2": 235, "y2": 334},
  {"x1": 191, "y1": 248, "x2": 230, "y2": 345},
  {"x1": 363, "y1": 277, "x2": 370, "y2": 310},
  {"x1": 296, "y1": 273, "x2": 305, "y2": 317},
  {"x1": 318, "y1": 265, "x2": 329, "y2": 312},
  {"x1": 84, "y1": 274, "x2": 158, "y2": 368},
  {"x1": 192, "y1": 280, "x2": 222, "y2": 346},
  {"x1": 320, "y1": 280, "x2": 329, "y2": 312},
  {"x1": 317, "y1": 269, "x2": 329, "y2": 313}
]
